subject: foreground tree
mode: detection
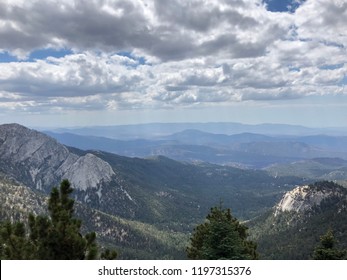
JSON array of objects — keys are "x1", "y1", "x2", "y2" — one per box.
[
  {"x1": 312, "y1": 230, "x2": 346, "y2": 260},
  {"x1": 28, "y1": 179, "x2": 99, "y2": 259},
  {"x1": 187, "y1": 206, "x2": 258, "y2": 260},
  {"x1": 0, "y1": 179, "x2": 117, "y2": 260},
  {"x1": 0, "y1": 221, "x2": 36, "y2": 259}
]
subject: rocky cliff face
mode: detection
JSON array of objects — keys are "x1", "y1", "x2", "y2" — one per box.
[
  {"x1": 0, "y1": 123, "x2": 115, "y2": 192},
  {"x1": 0, "y1": 124, "x2": 138, "y2": 218},
  {"x1": 274, "y1": 182, "x2": 346, "y2": 216},
  {"x1": 250, "y1": 181, "x2": 347, "y2": 259}
]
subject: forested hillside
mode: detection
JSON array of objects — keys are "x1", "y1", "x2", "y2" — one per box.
[
  {"x1": 249, "y1": 181, "x2": 347, "y2": 259},
  {"x1": 1, "y1": 124, "x2": 346, "y2": 259}
]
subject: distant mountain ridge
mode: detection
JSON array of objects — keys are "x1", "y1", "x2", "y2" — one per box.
[
  {"x1": 45, "y1": 126, "x2": 347, "y2": 169},
  {"x1": 49, "y1": 122, "x2": 347, "y2": 139}
]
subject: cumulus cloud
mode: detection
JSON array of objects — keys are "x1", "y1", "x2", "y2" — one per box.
[
  {"x1": 0, "y1": 0, "x2": 346, "y2": 115},
  {"x1": 0, "y1": 0, "x2": 287, "y2": 60},
  {"x1": 295, "y1": 0, "x2": 347, "y2": 47}
]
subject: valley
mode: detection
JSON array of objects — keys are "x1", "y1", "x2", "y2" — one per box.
[{"x1": 1, "y1": 122, "x2": 347, "y2": 259}]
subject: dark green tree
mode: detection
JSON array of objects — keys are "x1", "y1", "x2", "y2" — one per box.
[
  {"x1": 100, "y1": 248, "x2": 118, "y2": 260},
  {"x1": 0, "y1": 179, "x2": 117, "y2": 260},
  {"x1": 313, "y1": 230, "x2": 346, "y2": 260},
  {"x1": 28, "y1": 179, "x2": 98, "y2": 259},
  {"x1": 0, "y1": 221, "x2": 34, "y2": 259},
  {"x1": 187, "y1": 206, "x2": 258, "y2": 260}
]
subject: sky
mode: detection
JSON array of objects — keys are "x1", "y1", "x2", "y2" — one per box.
[{"x1": 0, "y1": 0, "x2": 347, "y2": 128}]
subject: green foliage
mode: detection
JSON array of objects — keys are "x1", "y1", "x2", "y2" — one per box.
[
  {"x1": 0, "y1": 180, "x2": 117, "y2": 260},
  {"x1": 187, "y1": 206, "x2": 258, "y2": 260},
  {"x1": 100, "y1": 248, "x2": 118, "y2": 260},
  {"x1": 266, "y1": 158, "x2": 347, "y2": 181},
  {"x1": 1, "y1": 149, "x2": 304, "y2": 259},
  {"x1": 28, "y1": 179, "x2": 97, "y2": 259},
  {"x1": 0, "y1": 221, "x2": 35, "y2": 259},
  {"x1": 250, "y1": 181, "x2": 347, "y2": 259},
  {"x1": 93, "y1": 150, "x2": 303, "y2": 223},
  {"x1": 313, "y1": 230, "x2": 346, "y2": 260}
]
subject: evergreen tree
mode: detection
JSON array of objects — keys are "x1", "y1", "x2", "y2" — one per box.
[
  {"x1": 313, "y1": 230, "x2": 346, "y2": 260},
  {"x1": 0, "y1": 221, "x2": 34, "y2": 259},
  {"x1": 100, "y1": 248, "x2": 118, "y2": 260},
  {"x1": 187, "y1": 206, "x2": 258, "y2": 260},
  {"x1": 28, "y1": 179, "x2": 98, "y2": 259},
  {"x1": 0, "y1": 179, "x2": 117, "y2": 260}
]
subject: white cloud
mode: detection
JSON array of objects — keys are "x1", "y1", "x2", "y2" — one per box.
[
  {"x1": 0, "y1": 0, "x2": 288, "y2": 60},
  {"x1": 295, "y1": 0, "x2": 347, "y2": 47},
  {"x1": 0, "y1": 0, "x2": 346, "y2": 119}
]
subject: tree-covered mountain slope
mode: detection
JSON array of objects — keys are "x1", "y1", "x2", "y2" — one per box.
[
  {"x1": 1, "y1": 123, "x2": 314, "y2": 259},
  {"x1": 0, "y1": 123, "x2": 303, "y2": 223},
  {"x1": 266, "y1": 158, "x2": 347, "y2": 182},
  {"x1": 0, "y1": 175, "x2": 187, "y2": 259},
  {"x1": 249, "y1": 181, "x2": 347, "y2": 259}
]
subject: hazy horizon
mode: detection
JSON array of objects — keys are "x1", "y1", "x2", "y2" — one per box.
[
  {"x1": 1, "y1": 0, "x2": 347, "y2": 128},
  {"x1": 2, "y1": 120, "x2": 347, "y2": 132}
]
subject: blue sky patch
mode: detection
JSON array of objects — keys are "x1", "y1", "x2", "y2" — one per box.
[
  {"x1": 288, "y1": 66, "x2": 300, "y2": 72},
  {"x1": 28, "y1": 48, "x2": 74, "y2": 62},
  {"x1": 263, "y1": 0, "x2": 305, "y2": 13},
  {"x1": 0, "y1": 48, "x2": 73, "y2": 63},
  {"x1": 338, "y1": 75, "x2": 347, "y2": 86},
  {"x1": 0, "y1": 51, "x2": 18, "y2": 63},
  {"x1": 319, "y1": 63, "x2": 344, "y2": 70}
]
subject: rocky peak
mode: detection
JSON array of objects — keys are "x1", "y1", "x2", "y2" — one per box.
[
  {"x1": 274, "y1": 181, "x2": 346, "y2": 216},
  {"x1": 0, "y1": 123, "x2": 67, "y2": 161},
  {"x1": 0, "y1": 124, "x2": 139, "y2": 219},
  {"x1": 0, "y1": 123, "x2": 115, "y2": 192},
  {"x1": 62, "y1": 153, "x2": 115, "y2": 191}
]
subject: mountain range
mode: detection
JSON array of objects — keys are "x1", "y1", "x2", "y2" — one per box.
[
  {"x1": 1, "y1": 123, "x2": 347, "y2": 259},
  {"x1": 45, "y1": 125, "x2": 347, "y2": 169},
  {"x1": 47, "y1": 122, "x2": 347, "y2": 139}
]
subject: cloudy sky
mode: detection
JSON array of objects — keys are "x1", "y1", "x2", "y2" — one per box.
[{"x1": 0, "y1": 0, "x2": 347, "y2": 128}]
